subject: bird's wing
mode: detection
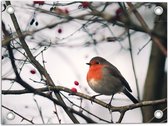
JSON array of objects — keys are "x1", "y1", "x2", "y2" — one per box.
[{"x1": 104, "y1": 65, "x2": 132, "y2": 92}]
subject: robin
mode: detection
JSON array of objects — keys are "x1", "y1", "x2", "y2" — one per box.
[{"x1": 86, "y1": 56, "x2": 138, "y2": 104}]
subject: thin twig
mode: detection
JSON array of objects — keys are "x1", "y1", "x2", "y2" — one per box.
[
  {"x1": 3, "y1": 39, "x2": 95, "y2": 123},
  {"x1": 2, "y1": 81, "x2": 96, "y2": 123},
  {"x1": 61, "y1": 92, "x2": 111, "y2": 123},
  {"x1": 2, "y1": 105, "x2": 34, "y2": 124},
  {"x1": 127, "y1": 2, "x2": 167, "y2": 56},
  {"x1": 127, "y1": 28, "x2": 140, "y2": 101},
  {"x1": 137, "y1": 38, "x2": 152, "y2": 55},
  {"x1": 33, "y1": 98, "x2": 45, "y2": 124},
  {"x1": 6, "y1": 1, "x2": 79, "y2": 123},
  {"x1": 2, "y1": 86, "x2": 167, "y2": 112},
  {"x1": 53, "y1": 104, "x2": 61, "y2": 124},
  {"x1": 117, "y1": 110, "x2": 126, "y2": 123}
]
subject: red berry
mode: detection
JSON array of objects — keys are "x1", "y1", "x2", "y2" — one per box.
[
  {"x1": 74, "y1": 81, "x2": 79, "y2": 86},
  {"x1": 58, "y1": 28, "x2": 62, "y2": 33},
  {"x1": 115, "y1": 8, "x2": 123, "y2": 17},
  {"x1": 81, "y1": 2, "x2": 90, "y2": 8},
  {"x1": 30, "y1": 69, "x2": 36, "y2": 74},
  {"x1": 33, "y1": 1, "x2": 45, "y2": 5},
  {"x1": 64, "y1": 8, "x2": 69, "y2": 14},
  {"x1": 71, "y1": 88, "x2": 77, "y2": 93}
]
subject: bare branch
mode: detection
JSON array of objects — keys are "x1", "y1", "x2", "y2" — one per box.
[
  {"x1": 117, "y1": 110, "x2": 126, "y2": 123},
  {"x1": 6, "y1": 1, "x2": 79, "y2": 123},
  {"x1": 33, "y1": 98, "x2": 45, "y2": 124},
  {"x1": 127, "y1": 28, "x2": 140, "y2": 101},
  {"x1": 2, "y1": 105, "x2": 34, "y2": 124},
  {"x1": 127, "y1": 2, "x2": 167, "y2": 56},
  {"x1": 2, "y1": 86, "x2": 167, "y2": 112}
]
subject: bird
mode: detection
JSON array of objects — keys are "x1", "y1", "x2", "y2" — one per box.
[{"x1": 86, "y1": 56, "x2": 138, "y2": 104}]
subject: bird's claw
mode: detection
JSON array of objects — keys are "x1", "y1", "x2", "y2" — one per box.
[
  {"x1": 90, "y1": 95, "x2": 97, "y2": 104},
  {"x1": 106, "y1": 102, "x2": 112, "y2": 111},
  {"x1": 90, "y1": 94, "x2": 102, "y2": 104}
]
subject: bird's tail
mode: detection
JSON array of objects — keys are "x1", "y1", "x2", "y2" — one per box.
[{"x1": 123, "y1": 89, "x2": 139, "y2": 104}]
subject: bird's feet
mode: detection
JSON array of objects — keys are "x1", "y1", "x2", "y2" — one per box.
[
  {"x1": 106, "y1": 102, "x2": 112, "y2": 111},
  {"x1": 106, "y1": 95, "x2": 113, "y2": 111},
  {"x1": 89, "y1": 94, "x2": 101, "y2": 104},
  {"x1": 90, "y1": 95, "x2": 96, "y2": 104}
]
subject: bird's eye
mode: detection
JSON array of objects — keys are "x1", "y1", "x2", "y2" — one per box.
[{"x1": 90, "y1": 60, "x2": 100, "y2": 65}]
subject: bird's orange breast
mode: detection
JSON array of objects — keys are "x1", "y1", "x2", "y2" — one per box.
[{"x1": 87, "y1": 65, "x2": 103, "y2": 81}]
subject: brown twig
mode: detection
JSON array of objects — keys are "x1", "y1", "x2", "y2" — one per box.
[
  {"x1": 2, "y1": 80, "x2": 96, "y2": 123},
  {"x1": 61, "y1": 92, "x2": 111, "y2": 123},
  {"x1": 2, "y1": 35, "x2": 95, "y2": 123},
  {"x1": 33, "y1": 98, "x2": 45, "y2": 124},
  {"x1": 127, "y1": 28, "x2": 143, "y2": 120},
  {"x1": 53, "y1": 104, "x2": 61, "y2": 124},
  {"x1": 127, "y1": 24, "x2": 140, "y2": 101},
  {"x1": 137, "y1": 39, "x2": 152, "y2": 55},
  {"x1": 2, "y1": 105, "x2": 34, "y2": 124},
  {"x1": 2, "y1": 86, "x2": 167, "y2": 112},
  {"x1": 2, "y1": 20, "x2": 69, "y2": 46},
  {"x1": 127, "y1": 2, "x2": 167, "y2": 56},
  {"x1": 3, "y1": 2, "x2": 167, "y2": 123},
  {"x1": 117, "y1": 110, "x2": 126, "y2": 123},
  {"x1": 6, "y1": 1, "x2": 79, "y2": 123}
]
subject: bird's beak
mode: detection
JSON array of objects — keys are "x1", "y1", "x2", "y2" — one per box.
[{"x1": 86, "y1": 63, "x2": 91, "y2": 65}]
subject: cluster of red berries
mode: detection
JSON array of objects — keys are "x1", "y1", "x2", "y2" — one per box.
[
  {"x1": 79, "y1": 2, "x2": 90, "y2": 9},
  {"x1": 114, "y1": 8, "x2": 123, "y2": 19},
  {"x1": 71, "y1": 81, "x2": 79, "y2": 93},
  {"x1": 33, "y1": 1, "x2": 45, "y2": 5}
]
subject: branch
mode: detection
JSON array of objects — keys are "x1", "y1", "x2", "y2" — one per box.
[
  {"x1": 61, "y1": 92, "x2": 111, "y2": 123},
  {"x1": 53, "y1": 104, "x2": 61, "y2": 123},
  {"x1": 117, "y1": 110, "x2": 126, "y2": 123},
  {"x1": 127, "y1": 25, "x2": 140, "y2": 101},
  {"x1": 33, "y1": 98, "x2": 45, "y2": 124},
  {"x1": 2, "y1": 39, "x2": 95, "y2": 123},
  {"x1": 2, "y1": 20, "x2": 69, "y2": 46},
  {"x1": 2, "y1": 82, "x2": 96, "y2": 123},
  {"x1": 2, "y1": 84, "x2": 166, "y2": 123},
  {"x1": 2, "y1": 3, "x2": 165, "y2": 47},
  {"x1": 2, "y1": 105, "x2": 34, "y2": 124},
  {"x1": 30, "y1": 3, "x2": 166, "y2": 40},
  {"x1": 6, "y1": 1, "x2": 79, "y2": 123},
  {"x1": 2, "y1": 86, "x2": 167, "y2": 111},
  {"x1": 127, "y1": 2, "x2": 167, "y2": 56},
  {"x1": 2, "y1": 19, "x2": 94, "y2": 123}
]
